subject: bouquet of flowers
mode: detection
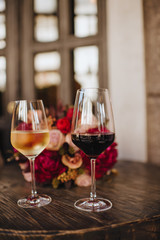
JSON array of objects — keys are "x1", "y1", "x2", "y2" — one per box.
[{"x1": 13, "y1": 102, "x2": 118, "y2": 188}]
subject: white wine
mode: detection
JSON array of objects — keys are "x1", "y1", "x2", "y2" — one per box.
[{"x1": 11, "y1": 130, "x2": 50, "y2": 158}]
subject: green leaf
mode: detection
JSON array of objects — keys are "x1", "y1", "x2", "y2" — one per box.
[
  {"x1": 68, "y1": 146, "x2": 75, "y2": 157},
  {"x1": 78, "y1": 168, "x2": 85, "y2": 174},
  {"x1": 59, "y1": 146, "x2": 65, "y2": 156}
]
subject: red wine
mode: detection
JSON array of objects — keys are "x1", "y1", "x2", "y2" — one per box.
[{"x1": 71, "y1": 133, "x2": 115, "y2": 158}]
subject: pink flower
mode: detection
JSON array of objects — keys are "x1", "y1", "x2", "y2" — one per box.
[
  {"x1": 22, "y1": 171, "x2": 32, "y2": 182},
  {"x1": 27, "y1": 110, "x2": 43, "y2": 123},
  {"x1": 19, "y1": 162, "x2": 29, "y2": 170},
  {"x1": 46, "y1": 129, "x2": 65, "y2": 151},
  {"x1": 74, "y1": 116, "x2": 98, "y2": 134},
  {"x1": 65, "y1": 133, "x2": 79, "y2": 152},
  {"x1": 75, "y1": 173, "x2": 91, "y2": 187}
]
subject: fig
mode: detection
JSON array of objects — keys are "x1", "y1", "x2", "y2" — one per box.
[{"x1": 62, "y1": 153, "x2": 82, "y2": 169}]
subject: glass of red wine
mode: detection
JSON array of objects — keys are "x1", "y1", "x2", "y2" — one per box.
[{"x1": 71, "y1": 88, "x2": 115, "y2": 212}]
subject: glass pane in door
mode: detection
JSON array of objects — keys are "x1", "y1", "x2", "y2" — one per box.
[
  {"x1": 74, "y1": 0, "x2": 97, "y2": 37},
  {"x1": 34, "y1": 0, "x2": 57, "y2": 13},
  {"x1": 74, "y1": 45, "x2": 99, "y2": 93},
  {"x1": 34, "y1": 0, "x2": 58, "y2": 42},
  {"x1": 34, "y1": 15, "x2": 58, "y2": 42},
  {"x1": 0, "y1": 56, "x2": 6, "y2": 116},
  {"x1": 0, "y1": 0, "x2": 6, "y2": 49},
  {"x1": 34, "y1": 52, "x2": 61, "y2": 108},
  {"x1": 0, "y1": 0, "x2": 5, "y2": 12}
]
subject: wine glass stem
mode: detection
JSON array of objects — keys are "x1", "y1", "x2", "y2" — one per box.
[
  {"x1": 90, "y1": 158, "x2": 96, "y2": 200},
  {"x1": 29, "y1": 157, "x2": 37, "y2": 199}
]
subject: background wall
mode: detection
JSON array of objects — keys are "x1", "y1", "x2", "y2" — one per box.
[
  {"x1": 143, "y1": 0, "x2": 160, "y2": 165},
  {"x1": 107, "y1": 0, "x2": 147, "y2": 162}
]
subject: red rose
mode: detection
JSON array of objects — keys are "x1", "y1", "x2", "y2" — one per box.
[
  {"x1": 35, "y1": 150, "x2": 67, "y2": 183},
  {"x1": 87, "y1": 127, "x2": 109, "y2": 134},
  {"x1": 66, "y1": 107, "x2": 74, "y2": 121},
  {"x1": 81, "y1": 142, "x2": 118, "y2": 179},
  {"x1": 16, "y1": 122, "x2": 32, "y2": 130},
  {"x1": 56, "y1": 117, "x2": 71, "y2": 134}
]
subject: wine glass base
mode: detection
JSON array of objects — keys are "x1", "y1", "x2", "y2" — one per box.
[
  {"x1": 74, "y1": 198, "x2": 112, "y2": 212},
  {"x1": 17, "y1": 194, "x2": 52, "y2": 208}
]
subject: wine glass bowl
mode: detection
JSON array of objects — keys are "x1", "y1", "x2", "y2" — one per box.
[
  {"x1": 71, "y1": 88, "x2": 115, "y2": 212},
  {"x1": 10, "y1": 100, "x2": 52, "y2": 208}
]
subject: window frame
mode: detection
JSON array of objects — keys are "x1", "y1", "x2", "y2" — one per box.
[
  {"x1": 0, "y1": 0, "x2": 108, "y2": 156},
  {"x1": 20, "y1": 0, "x2": 108, "y2": 104}
]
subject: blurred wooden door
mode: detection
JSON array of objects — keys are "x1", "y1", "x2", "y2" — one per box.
[{"x1": 0, "y1": 0, "x2": 107, "y2": 160}]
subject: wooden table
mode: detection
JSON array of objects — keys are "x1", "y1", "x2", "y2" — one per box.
[{"x1": 0, "y1": 160, "x2": 160, "y2": 240}]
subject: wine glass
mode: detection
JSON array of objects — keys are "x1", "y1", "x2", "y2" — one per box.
[
  {"x1": 71, "y1": 88, "x2": 115, "y2": 212},
  {"x1": 10, "y1": 100, "x2": 52, "y2": 208}
]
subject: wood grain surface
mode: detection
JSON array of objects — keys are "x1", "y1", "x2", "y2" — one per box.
[{"x1": 0, "y1": 161, "x2": 160, "y2": 240}]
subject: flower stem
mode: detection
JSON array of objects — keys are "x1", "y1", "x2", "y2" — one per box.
[
  {"x1": 90, "y1": 158, "x2": 96, "y2": 200},
  {"x1": 28, "y1": 157, "x2": 37, "y2": 199}
]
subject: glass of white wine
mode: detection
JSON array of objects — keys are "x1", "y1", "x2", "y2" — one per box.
[{"x1": 10, "y1": 100, "x2": 51, "y2": 208}]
